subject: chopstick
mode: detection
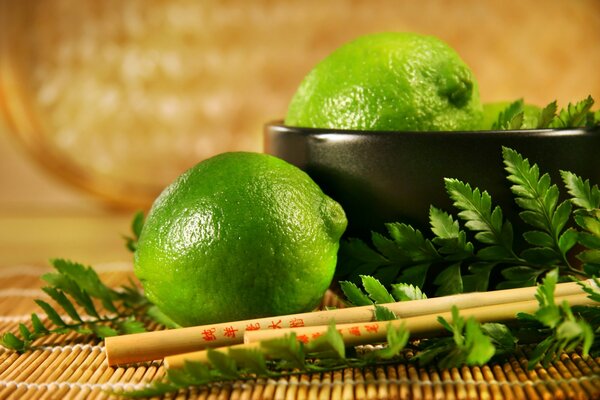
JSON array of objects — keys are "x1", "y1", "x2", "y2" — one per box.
[
  {"x1": 164, "y1": 292, "x2": 595, "y2": 369},
  {"x1": 105, "y1": 280, "x2": 594, "y2": 366}
]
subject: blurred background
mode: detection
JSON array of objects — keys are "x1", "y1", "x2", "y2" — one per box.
[{"x1": 1, "y1": 0, "x2": 600, "y2": 266}]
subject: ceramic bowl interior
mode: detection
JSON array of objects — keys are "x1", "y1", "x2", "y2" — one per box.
[{"x1": 265, "y1": 122, "x2": 600, "y2": 242}]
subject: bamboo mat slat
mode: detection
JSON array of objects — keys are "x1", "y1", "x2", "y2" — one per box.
[{"x1": 1, "y1": 262, "x2": 599, "y2": 400}]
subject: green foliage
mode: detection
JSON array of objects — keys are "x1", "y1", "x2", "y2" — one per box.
[
  {"x1": 0, "y1": 259, "x2": 154, "y2": 352},
  {"x1": 537, "y1": 101, "x2": 558, "y2": 128},
  {"x1": 391, "y1": 283, "x2": 427, "y2": 302},
  {"x1": 499, "y1": 147, "x2": 578, "y2": 286},
  {"x1": 120, "y1": 324, "x2": 410, "y2": 398},
  {"x1": 126, "y1": 268, "x2": 600, "y2": 397},
  {"x1": 491, "y1": 99, "x2": 525, "y2": 130},
  {"x1": 374, "y1": 305, "x2": 398, "y2": 321},
  {"x1": 0, "y1": 212, "x2": 171, "y2": 352},
  {"x1": 414, "y1": 306, "x2": 501, "y2": 368},
  {"x1": 491, "y1": 96, "x2": 598, "y2": 130},
  {"x1": 337, "y1": 147, "x2": 599, "y2": 297},
  {"x1": 516, "y1": 270, "x2": 595, "y2": 368},
  {"x1": 573, "y1": 277, "x2": 600, "y2": 356},
  {"x1": 562, "y1": 171, "x2": 600, "y2": 276},
  {"x1": 124, "y1": 211, "x2": 145, "y2": 252},
  {"x1": 340, "y1": 275, "x2": 426, "y2": 308},
  {"x1": 550, "y1": 96, "x2": 595, "y2": 128}
]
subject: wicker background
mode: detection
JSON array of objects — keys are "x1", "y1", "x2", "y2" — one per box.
[{"x1": 1, "y1": 262, "x2": 599, "y2": 399}]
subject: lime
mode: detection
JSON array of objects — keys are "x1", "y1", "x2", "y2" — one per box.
[
  {"x1": 285, "y1": 32, "x2": 483, "y2": 131},
  {"x1": 481, "y1": 101, "x2": 542, "y2": 129},
  {"x1": 134, "y1": 152, "x2": 347, "y2": 326}
]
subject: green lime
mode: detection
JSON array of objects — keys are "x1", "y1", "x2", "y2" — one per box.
[
  {"x1": 134, "y1": 152, "x2": 347, "y2": 327},
  {"x1": 481, "y1": 101, "x2": 542, "y2": 129},
  {"x1": 285, "y1": 32, "x2": 483, "y2": 131}
]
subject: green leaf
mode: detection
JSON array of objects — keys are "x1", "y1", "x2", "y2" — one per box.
[
  {"x1": 1, "y1": 257, "x2": 159, "y2": 357},
  {"x1": 397, "y1": 264, "x2": 430, "y2": 289},
  {"x1": 527, "y1": 294, "x2": 595, "y2": 369},
  {"x1": 477, "y1": 245, "x2": 512, "y2": 260},
  {"x1": 558, "y1": 228, "x2": 578, "y2": 256},
  {"x1": 577, "y1": 232, "x2": 600, "y2": 250},
  {"x1": 305, "y1": 323, "x2": 346, "y2": 359},
  {"x1": 534, "y1": 305, "x2": 561, "y2": 329},
  {"x1": 462, "y1": 262, "x2": 495, "y2": 292},
  {"x1": 34, "y1": 299, "x2": 67, "y2": 327},
  {"x1": 578, "y1": 277, "x2": 600, "y2": 302},
  {"x1": 413, "y1": 337, "x2": 453, "y2": 366},
  {"x1": 497, "y1": 266, "x2": 542, "y2": 289},
  {"x1": 415, "y1": 306, "x2": 496, "y2": 369},
  {"x1": 492, "y1": 99, "x2": 524, "y2": 130},
  {"x1": 50, "y1": 259, "x2": 118, "y2": 313},
  {"x1": 561, "y1": 170, "x2": 600, "y2": 210},
  {"x1": 527, "y1": 335, "x2": 554, "y2": 368},
  {"x1": 430, "y1": 205, "x2": 460, "y2": 239},
  {"x1": 207, "y1": 349, "x2": 239, "y2": 379},
  {"x1": 464, "y1": 318, "x2": 495, "y2": 365},
  {"x1": 182, "y1": 360, "x2": 212, "y2": 383},
  {"x1": 537, "y1": 101, "x2": 558, "y2": 128},
  {"x1": 0, "y1": 332, "x2": 25, "y2": 351},
  {"x1": 536, "y1": 269, "x2": 558, "y2": 305},
  {"x1": 580, "y1": 320, "x2": 595, "y2": 356},
  {"x1": 42, "y1": 287, "x2": 82, "y2": 323},
  {"x1": 342, "y1": 238, "x2": 388, "y2": 263},
  {"x1": 529, "y1": 269, "x2": 561, "y2": 328},
  {"x1": 371, "y1": 232, "x2": 409, "y2": 263},
  {"x1": 386, "y1": 222, "x2": 440, "y2": 262},
  {"x1": 434, "y1": 263, "x2": 463, "y2": 296},
  {"x1": 91, "y1": 324, "x2": 119, "y2": 338},
  {"x1": 480, "y1": 323, "x2": 517, "y2": 357},
  {"x1": 520, "y1": 247, "x2": 560, "y2": 265},
  {"x1": 124, "y1": 211, "x2": 145, "y2": 252},
  {"x1": 336, "y1": 238, "x2": 391, "y2": 282},
  {"x1": 507, "y1": 112, "x2": 524, "y2": 130},
  {"x1": 260, "y1": 334, "x2": 305, "y2": 370},
  {"x1": 551, "y1": 201, "x2": 572, "y2": 235},
  {"x1": 374, "y1": 305, "x2": 398, "y2": 321},
  {"x1": 575, "y1": 212, "x2": 600, "y2": 237},
  {"x1": 523, "y1": 231, "x2": 554, "y2": 247},
  {"x1": 502, "y1": 147, "x2": 577, "y2": 270},
  {"x1": 444, "y1": 178, "x2": 513, "y2": 253},
  {"x1": 519, "y1": 211, "x2": 547, "y2": 231},
  {"x1": 430, "y1": 206, "x2": 474, "y2": 259},
  {"x1": 41, "y1": 272, "x2": 99, "y2": 318},
  {"x1": 339, "y1": 281, "x2": 373, "y2": 306},
  {"x1": 18, "y1": 324, "x2": 32, "y2": 341},
  {"x1": 360, "y1": 275, "x2": 395, "y2": 304},
  {"x1": 551, "y1": 95, "x2": 594, "y2": 128},
  {"x1": 368, "y1": 322, "x2": 409, "y2": 360},
  {"x1": 228, "y1": 348, "x2": 270, "y2": 376},
  {"x1": 117, "y1": 319, "x2": 147, "y2": 335},
  {"x1": 583, "y1": 263, "x2": 600, "y2": 277},
  {"x1": 166, "y1": 368, "x2": 198, "y2": 387},
  {"x1": 31, "y1": 313, "x2": 48, "y2": 334},
  {"x1": 131, "y1": 211, "x2": 145, "y2": 238},
  {"x1": 391, "y1": 283, "x2": 427, "y2": 301}
]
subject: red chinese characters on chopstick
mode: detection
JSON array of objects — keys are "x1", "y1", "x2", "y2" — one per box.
[{"x1": 193, "y1": 317, "x2": 308, "y2": 344}]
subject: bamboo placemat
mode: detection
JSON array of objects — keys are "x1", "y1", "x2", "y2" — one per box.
[{"x1": 1, "y1": 262, "x2": 599, "y2": 400}]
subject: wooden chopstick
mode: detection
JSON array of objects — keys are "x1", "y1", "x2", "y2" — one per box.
[
  {"x1": 162, "y1": 292, "x2": 595, "y2": 369},
  {"x1": 105, "y1": 280, "x2": 593, "y2": 366}
]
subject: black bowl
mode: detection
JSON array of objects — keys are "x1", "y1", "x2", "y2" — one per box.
[{"x1": 265, "y1": 122, "x2": 600, "y2": 243}]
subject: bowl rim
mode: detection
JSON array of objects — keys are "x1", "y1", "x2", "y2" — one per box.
[{"x1": 265, "y1": 120, "x2": 600, "y2": 138}]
